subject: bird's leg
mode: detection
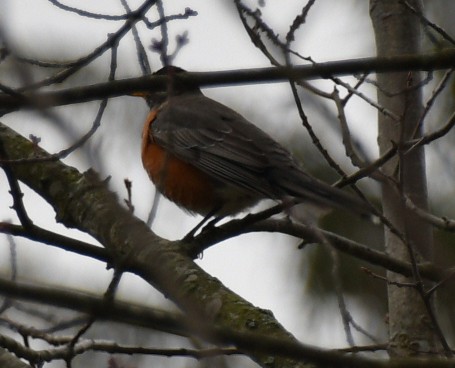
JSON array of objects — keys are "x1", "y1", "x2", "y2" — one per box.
[
  {"x1": 201, "y1": 215, "x2": 224, "y2": 232},
  {"x1": 183, "y1": 206, "x2": 221, "y2": 241}
]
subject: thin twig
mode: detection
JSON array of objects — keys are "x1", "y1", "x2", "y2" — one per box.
[
  {"x1": 0, "y1": 143, "x2": 33, "y2": 228},
  {"x1": 361, "y1": 267, "x2": 417, "y2": 288},
  {"x1": 425, "y1": 270, "x2": 455, "y2": 297},
  {"x1": 403, "y1": 195, "x2": 455, "y2": 231},
  {"x1": 405, "y1": 109, "x2": 455, "y2": 155},
  {"x1": 120, "y1": 0, "x2": 151, "y2": 75},
  {"x1": 143, "y1": 7, "x2": 198, "y2": 30},
  {"x1": 146, "y1": 189, "x2": 161, "y2": 227},
  {"x1": 417, "y1": 69, "x2": 453, "y2": 136},
  {"x1": 18, "y1": 0, "x2": 156, "y2": 91},
  {"x1": 48, "y1": 0, "x2": 130, "y2": 20},
  {"x1": 123, "y1": 179, "x2": 135, "y2": 213},
  {"x1": 336, "y1": 343, "x2": 388, "y2": 353},
  {"x1": 66, "y1": 270, "x2": 124, "y2": 366},
  {"x1": 0, "y1": 222, "x2": 110, "y2": 263},
  {"x1": 401, "y1": 0, "x2": 455, "y2": 46},
  {"x1": 332, "y1": 88, "x2": 367, "y2": 169},
  {"x1": 154, "y1": 0, "x2": 170, "y2": 66},
  {"x1": 330, "y1": 248, "x2": 355, "y2": 346},
  {"x1": 334, "y1": 145, "x2": 396, "y2": 187},
  {"x1": 0, "y1": 331, "x2": 239, "y2": 364},
  {"x1": 285, "y1": 0, "x2": 316, "y2": 45}
]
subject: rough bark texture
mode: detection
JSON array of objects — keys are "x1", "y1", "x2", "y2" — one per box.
[
  {"x1": 0, "y1": 122, "x2": 312, "y2": 368},
  {"x1": 370, "y1": 0, "x2": 439, "y2": 356},
  {"x1": 0, "y1": 348, "x2": 32, "y2": 368}
]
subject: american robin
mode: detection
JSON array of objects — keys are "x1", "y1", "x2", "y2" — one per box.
[{"x1": 140, "y1": 66, "x2": 371, "y2": 233}]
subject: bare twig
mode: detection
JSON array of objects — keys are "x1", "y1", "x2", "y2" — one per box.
[
  {"x1": 0, "y1": 145, "x2": 33, "y2": 228},
  {"x1": 401, "y1": 0, "x2": 455, "y2": 46},
  {"x1": 285, "y1": 0, "x2": 316, "y2": 45},
  {"x1": 341, "y1": 74, "x2": 368, "y2": 106},
  {"x1": 0, "y1": 222, "x2": 110, "y2": 263},
  {"x1": 331, "y1": 251, "x2": 383, "y2": 345},
  {"x1": 18, "y1": 0, "x2": 156, "y2": 91},
  {"x1": 417, "y1": 69, "x2": 453, "y2": 135},
  {"x1": 361, "y1": 267, "x2": 417, "y2": 288},
  {"x1": 425, "y1": 270, "x2": 455, "y2": 297},
  {"x1": 120, "y1": 0, "x2": 151, "y2": 75},
  {"x1": 332, "y1": 88, "x2": 367, "y2": 169},
  {"x1": 403, "y1": 195, "x2": 455, "y2": 231},
  {"x1": 123, "y1": 179, "x2": 135, "y2": 213},
  {"x1": 0, "y1": 334, "x2": 237, "y2": 365},
  {"x1": 405, "y1": 109, "x2": 455, "y2": 154},
  {"x1": 153, "y1": 0, "x2": 170, "y2": 66},
  {"x1": 336, "y1": 343, "x2": 388, "y2": 353},
  {"x1": 334, "y1": 145, "x2": 396, "y2": 187},
  {"x1": 48, "y1": 0, "x2": 130, "y2": 20},
  {"x1": 143, "y1": 7, "x2": 197, "y2": 30},
  {"x1": 330, "y1": 249, "x2": 355, "y2": 346},
  {"x1": 146, "y1": 189, "x2": 161, "y2": 227},
  {"x1": 329, "y1": 74, "x2": 401, "y2": 122}
]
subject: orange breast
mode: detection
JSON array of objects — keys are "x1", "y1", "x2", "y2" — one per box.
[{"x1": 141, "y1": 109, "x2": 217, "y2": 215}]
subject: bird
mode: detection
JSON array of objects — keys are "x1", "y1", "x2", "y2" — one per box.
[{"x1": 139, "y1": 66, "x2": 372, "y2": 236}]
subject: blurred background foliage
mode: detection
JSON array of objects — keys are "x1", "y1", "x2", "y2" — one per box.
[{"x1": 1, "y1": 0, "x2": 455, "y2": 367}]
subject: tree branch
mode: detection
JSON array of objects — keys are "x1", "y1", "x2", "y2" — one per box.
[
  {"x1": 0, "y1": 122, "x2": 310, "y2": 367},
  {"x1": 2, "y1": 277, "x2": 455, "y2": 367},
  {"x1": 1, "y1": 50, "x2": 455, "y2": 112}
]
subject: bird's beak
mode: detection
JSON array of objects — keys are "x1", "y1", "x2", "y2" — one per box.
[
  {"x1": 129, "y1": 91, "x2": 167, "y2": 109},
  {"x1": 130, "y1": 91, "x2": 147, "y2": 97}
]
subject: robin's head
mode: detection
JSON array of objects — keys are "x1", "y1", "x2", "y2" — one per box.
[
  {"x1": 154, "y1": 65, "x2": 186, "y2": 75},
  {"x1": 154, "y1": 66, "x2": 201, "y2": 95},
  {"x1": 132, "y1": 66, "x2": 201, "y2": 107}
]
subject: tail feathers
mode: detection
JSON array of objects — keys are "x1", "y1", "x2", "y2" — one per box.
[{"x1": 276, "y1": 170, "x2": 375, "y2": 219}]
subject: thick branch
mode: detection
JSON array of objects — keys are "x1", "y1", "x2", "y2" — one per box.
[
  {"x1": 0, "y1": 276, "x2": 187, "y2": 336},
  {"x1": 0, "y1": 122, "x2": 307, "y2": 368},
  {"x1": 0, "y1": 348, "x2": 32, "y2": 368},
  {"x1": 2, "y1": 277, "x2": 455, "y2": 368},
  {"x1": 0, "y1": 50, "x2": 455, "y2": 112}
]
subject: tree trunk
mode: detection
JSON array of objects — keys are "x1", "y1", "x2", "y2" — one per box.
[{"x1": 370, "y1": 0, "x2": 440, "y2": 357}]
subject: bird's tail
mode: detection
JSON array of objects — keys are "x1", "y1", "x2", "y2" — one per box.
[{"x1": 276, "y1": 168, "x2": 375, "y2": 219}]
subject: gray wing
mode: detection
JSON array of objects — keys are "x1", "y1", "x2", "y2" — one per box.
[
  {"x1": 151, "y1": 93, "x2": 370, "y2": 214},
  {"x1": 151, "y1": 94, "x2": 296, "y2": 198}
]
